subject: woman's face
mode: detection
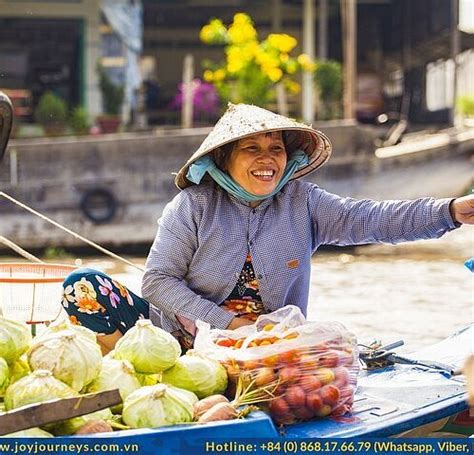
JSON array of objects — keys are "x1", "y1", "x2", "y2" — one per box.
[{"x1": 226, "y1": 132, "x2": 287, "y2": 197}]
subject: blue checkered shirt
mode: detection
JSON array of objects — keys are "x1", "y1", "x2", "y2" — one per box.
[{"x1": 142, "y1": 180, "x2": 458, "y2": 332}]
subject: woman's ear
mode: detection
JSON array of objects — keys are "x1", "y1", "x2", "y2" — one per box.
[{"x1": 213, "y1": 148, "x2": 227, "y2": 171}]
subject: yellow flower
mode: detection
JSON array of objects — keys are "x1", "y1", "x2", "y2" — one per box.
[
  {"x1": 267, "y1": 67, "x2": 283, "y2": 82},
  {"x1": 203, "y1": 70, "x2": 214, "y2": 82},
  {"x1": 233, "y1": 13, "x2": 251, "y2": 25},
  {"x1": 267, "y1": 34, "x2": 297, "y2": 53},
  {"x1": 285, "y1": 80, "x2": 301, "y2": 94},
  {"x1": 229, "y1": 23, "x2": 257, "y2": 44},
  {"x1": 214, "y1": 69, "x2": 226, "y2": 81},
  {"x1": 280, "y1": 53, "x2": 289, "y2": 63},
  {"x1": 200, "y1": 19, "x2": 227, "y2": 44},
  {"x1": 199, "y1": 25, "x2": 213, "y2": 43},
  {"x1": 256, "y1": 50, "x2": 279, "y2": 69},
  {"x1": 286, "y1": 59, "x2": 298, "y2": 74},
  {"x1": 297, "y1": 53, "x2": 316, "y2": 71}
]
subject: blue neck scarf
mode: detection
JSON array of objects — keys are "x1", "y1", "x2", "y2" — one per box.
[{"x1": 186, "y1": 149, "x2": 308, "y2": 203}]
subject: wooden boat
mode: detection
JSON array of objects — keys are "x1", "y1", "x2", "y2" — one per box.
[{"x1": 45, "y1": 324, "x2": 470, "y2": 449}]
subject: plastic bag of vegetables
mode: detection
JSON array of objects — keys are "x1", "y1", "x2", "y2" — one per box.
[
  {"x1": 28, "y1": 330, "x2": 102, "y2": 391},
  {"x1": 122, "y1": 383, "x2": 197, "y2": 428},
  {"x1": 114, "y1": 320, "x2": 181, "y2": 374},
  {"x1": 0, "y1": 317, "x2": 32, "y2": 364},
  {"x1": 194, "y1": 305, "x2": 359, "y2": 425},
  {"x1": 161, "y1": 351, "x2": 228, "y2": 399}
]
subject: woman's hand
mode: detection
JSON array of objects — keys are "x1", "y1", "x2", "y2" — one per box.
[
  {"x1": 227, "y1": 316, "x2": 255, "y2": 330},
  {"x1": 450, "y1": 195, "x2": 474, "y2": 225}
]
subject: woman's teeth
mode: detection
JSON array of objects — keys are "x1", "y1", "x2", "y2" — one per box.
[{"x1": 251, "y1": 170, "x2": 274, "y2": 180}]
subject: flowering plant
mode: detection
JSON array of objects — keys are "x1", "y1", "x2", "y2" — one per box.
[
  {"x1": 171, "y1": 79, "x2": 220, "y2": 122},
  {"x1": 200, "y1": 13, "x2": 314, "y2": 108}
]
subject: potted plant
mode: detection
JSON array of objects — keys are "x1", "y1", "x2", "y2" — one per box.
[
  {"x1": 97, "y1": 65, "x2": 124, "y2": 133},
  {"x1": 313, "y1": 60, "x2": 342, "y2": 120},
  {"x1": 70, "y1": 106, "x2": 90, "y2": 135},
  {"x1": 34, "y1": 91, "x2": 68, "y2": 136}
]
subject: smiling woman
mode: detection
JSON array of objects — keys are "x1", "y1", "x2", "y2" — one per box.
[{"x1": 60, "y1": 103, "x2": 473, "y2": 355}]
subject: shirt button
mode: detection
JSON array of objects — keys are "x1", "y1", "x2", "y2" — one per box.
[
  {"x1": 257, "y1": 274, "x2": 263, "y2": 279},
  {"x1": 249, "y1": 240, "x2": 253, "y2": 245}
]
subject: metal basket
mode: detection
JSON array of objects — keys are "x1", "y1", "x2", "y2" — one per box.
[{"x1": 0, "y1": 263, "x2": 76, "y2": 323}]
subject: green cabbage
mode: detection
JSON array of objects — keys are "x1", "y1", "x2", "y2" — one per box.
[
  {"x1": 114, "y1": 320, "x2": 181, "y2": 374},
  {"x1": 28, "y1": 330, "x2": 102, "y2": 391},
  {"x1": 161, "y1": 352, "x2": 228, "y2": 399},
  {"x1": 4, "y1": 369, "x2": 77, "y2": 411},
  {"x1": 136, "y1": 373, "x2": 161, "y2": 387},
  {"x1": 1, "y1": 428, "x2": 53, "y2": 437},
  {"x1": 8, "y1": 356, "x2": 30, "y2": 385},
  {"x1": 0, "y1": 317, "x2": 32, "y2": 364},
  {"x1": 36, "y1": 319, "x2": 97, "y2": 343},
  {"x1": 86, "y1": 357, "x2": 141, "y2": 412},
  {"x1": 0, "y1": 357, "x2": 9, "y2": 396},
  {"x1": 122, "y1": 383, "x2": 197, "y2": 428}
]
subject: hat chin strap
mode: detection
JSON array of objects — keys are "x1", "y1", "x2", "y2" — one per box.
[{"x1": 186, "y1": 150, "x2": 309, "y2": 203}]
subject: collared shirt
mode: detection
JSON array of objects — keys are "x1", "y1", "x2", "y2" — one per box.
[{"x1": 142, "y1": 180, "x2": 458, "y2": 333}]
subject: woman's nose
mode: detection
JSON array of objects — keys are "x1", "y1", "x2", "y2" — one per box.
[{"x1": 255, "y1": 147, "x2": 273, "y2": 160}]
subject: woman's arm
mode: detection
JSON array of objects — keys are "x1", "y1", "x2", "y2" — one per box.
[
  {"x1": 141, "y1": 192, "x2": 234, "y2": 330},
  {"x1": 308, "y1": 186, "x2": 460, "y2": 247}
]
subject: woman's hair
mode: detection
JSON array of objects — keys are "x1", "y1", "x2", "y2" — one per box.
[
  {"x1": 213, "y1": 142, "x2": 235, "y2": 171},
  {"x1": 212, "y1": 131, "x2": 293, "y2": 171}
]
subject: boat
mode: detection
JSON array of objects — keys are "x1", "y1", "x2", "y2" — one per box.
[{"x1": 30, "y1": 324, "x2": 471, "y2": 450}]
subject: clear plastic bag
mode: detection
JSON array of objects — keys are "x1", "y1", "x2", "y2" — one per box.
[{"x1": 194, "y1": 305, "x2": 359, "y2": 425}]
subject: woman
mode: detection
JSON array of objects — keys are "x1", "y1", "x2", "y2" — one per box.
[{"x1": 62, "y1": 104, "x2": 473, "y2": 354}]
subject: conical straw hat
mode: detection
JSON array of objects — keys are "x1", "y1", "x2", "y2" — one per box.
[{"x1": 175, "y1": 103, "x2": 332, "y2": 189}]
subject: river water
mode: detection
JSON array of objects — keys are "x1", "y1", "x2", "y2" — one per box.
[{"x1": 81, "y1": 224, "x2": 472, "y2": 354}]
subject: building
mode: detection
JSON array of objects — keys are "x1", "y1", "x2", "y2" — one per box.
[
  {"x1": 0, "y1": 0, "x2": 102, "y2": 118},
  {"x1": 0, "y1": 0, "x2": 472, "y2": 125}
]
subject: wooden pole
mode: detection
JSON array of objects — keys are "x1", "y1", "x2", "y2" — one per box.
[
  {"x1": 271, "y1": 0, "x2": 282, "y2": 31},
  {"x1": 182, "y1": 54, "x2": 194, "y2": 129},
  {"x1": 272, "y1": 0, "x2": 288, "y2": 116},
  {"x1": 341, "y1": 0, "x2": 357, "y2": 119},
  {"x1": 318, "y1": 0, "x2": 328, "y2": 60},
  {"x1": 302, "y1": 0, "x2": 315, "y2": 123},
  {"x1": 450, "y1": 0, "x2": 460, "y2": 126}
]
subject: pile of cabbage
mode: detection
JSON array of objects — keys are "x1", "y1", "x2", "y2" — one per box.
[{"x1": 0, "y1": 317, "x2": 228, "y2": 436}]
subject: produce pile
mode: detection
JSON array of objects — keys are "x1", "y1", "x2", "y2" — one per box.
[
  {"x1": 0, "y1": 318, "x2": 231, "y2": 437},
  {"x1": 194, "y1": 305, "x2": 359, "y2": 425},
  {"x1": 0, "y1": 306, "x2": 359, "y2": 436}
]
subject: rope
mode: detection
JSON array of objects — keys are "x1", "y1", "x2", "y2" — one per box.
[
  {"x1": 0, "y1": 235, "x2": 44, "y2": 263},
  {"x1": 0, "y1": 191, "x2": 145, "y2": 272}
]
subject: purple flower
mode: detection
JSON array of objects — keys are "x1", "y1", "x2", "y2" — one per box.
[
  {"x1": 96, "y1": 275, "x2": 121, "y2": 308},
  {"x1": 171, "y1": 79, "x2": 220, "y2": 118}
]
